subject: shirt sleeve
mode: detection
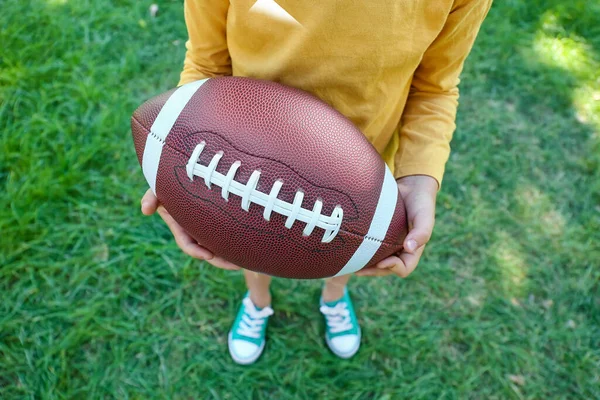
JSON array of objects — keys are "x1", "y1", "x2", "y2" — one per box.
[
  {"x1": 394, "y1": 0, "x2": 492, "y2": 186},
  {"x1": 178, "y1": 0, "x2": 232, "y2": 86}
]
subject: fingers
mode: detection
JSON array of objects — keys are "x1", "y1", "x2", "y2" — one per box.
[
  {"x1": 396, "y1": 176, "x2": 437, "y2": 255},
  {"x1": 354, "y1": 266, "x2": 395, "y2": 277},
  {"x1": 141, "y1": 188, "x2": 159, "y2": 215},
  {"x1": 143, "y1": 189, "x2": 241, "y2": 270},
  {"x1": 354, "y1": 244, "x2": 425, "y2": 278},
  {"x1": 156, "y1": 206, "x2": 215, "y2": 261},
  {"x1": 354, "y1": 255, "x2": 402, "y2": 277},
  {"x1": 142, "y1": 189, "x2": 212, "y2": 260},
  {"x1": 205, "y1": 256, "x2": 242, "y2": 271},
  {"x1": 396, "y1": 245, "x2": 425, "y2": 277},
  {"x1": 404, "y1": 204, "x2": 435, "y2": 254},
  {"x1": 157, "y1": 206, "x2": 240, "y2": 270}
]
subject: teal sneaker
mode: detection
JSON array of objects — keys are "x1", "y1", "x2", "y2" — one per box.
[
  {"x1": 228, "y1": 293, "x2": 273, "y2": 365},
  {"x1": 319, "y1": 288, "x2": 361, "y2": 359}
]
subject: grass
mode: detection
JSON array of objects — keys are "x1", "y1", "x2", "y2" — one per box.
[{"x1": 1, "y1": 0, "x2": 599, "y2": 398}]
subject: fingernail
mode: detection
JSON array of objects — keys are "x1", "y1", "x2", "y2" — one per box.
[
  {"x1": 141, "y1": 200, "x2": 149, "y2": 209},
  {"x1": 406, "y1": 239, "x2": 417, "y2": 252}
]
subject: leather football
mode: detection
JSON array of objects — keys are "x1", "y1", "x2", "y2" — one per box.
[{"x1": 131, "y1": 77, "x2": 407, "y2": 279}]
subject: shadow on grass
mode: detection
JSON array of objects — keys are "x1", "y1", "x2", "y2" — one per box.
[
  {"x1": 434, "y1": 0, "x2": 597, "y2": 277},
  {"x1": 423, "y1": 1, "x2": 600, "y2": 395}
]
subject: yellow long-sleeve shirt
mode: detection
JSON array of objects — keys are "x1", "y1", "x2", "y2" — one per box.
[{"x1": 179, "y1": 0, "x2": 491, "y2": 185}]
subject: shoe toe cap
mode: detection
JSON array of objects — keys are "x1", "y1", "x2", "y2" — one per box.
[
  {"x1": 230, "y1": 339, "x2": 260, "y2": 359},
  {"x1": 330, "y1": 334, "x2": 360, "y2": 356}
]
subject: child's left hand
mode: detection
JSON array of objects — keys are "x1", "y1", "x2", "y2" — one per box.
[{"x1": 355, "y1": 175, "x2": 438, "y2": 278}]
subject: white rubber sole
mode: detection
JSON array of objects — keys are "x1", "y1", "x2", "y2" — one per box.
[
  {"x1": 228, "y1": 331, "x2": 266, "y2": 365},
  {"x1": 325, "y1": 328, "x2": 361, "y2": 359}
]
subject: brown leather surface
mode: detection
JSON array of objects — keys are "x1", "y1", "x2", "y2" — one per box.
[{"x1": 132, "y1": 77, "x2": 406, "y2": 278}]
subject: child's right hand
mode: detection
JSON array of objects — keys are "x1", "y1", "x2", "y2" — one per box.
[{"x1": 140, "y1": 189, "x2": 242, "y2": 271}]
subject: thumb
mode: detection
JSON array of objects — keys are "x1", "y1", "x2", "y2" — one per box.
[
  {"x1": 141, "y1": 188, "x2": 159, "y2": 215},
  {"x1": 403, "y1": 206, "x2": 435, "y2": 254}
]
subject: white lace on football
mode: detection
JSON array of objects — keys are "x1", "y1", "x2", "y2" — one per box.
[
  {"x1": 236, "y1": 297, "x2": 274, "y2": 339},
  {"x1": 320, "y1": 302, "x2": 353, "y2": 334},
  {"x1": 186, "y1": 141, "x2": 343, "y2": 243}
]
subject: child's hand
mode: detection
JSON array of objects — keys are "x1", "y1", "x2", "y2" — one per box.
[
  {"x1": 141, "y1": 189, "x2": 242, "y2": 271},
  {"x1": 355, "y1": 175, "x2": 437, "y2": 278}
]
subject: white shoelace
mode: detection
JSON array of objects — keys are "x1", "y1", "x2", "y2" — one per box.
[
  {"x1": 320, "y1": 302, "x2": 353, "y2": 334},
  {"x1": 186, "y1": 141, "x2": 343, "y2": 243},
  {"x1": 236, "y1": 297, "x2": 274, "y2": 339}
]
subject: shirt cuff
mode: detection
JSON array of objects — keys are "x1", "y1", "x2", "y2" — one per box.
[{"x1": 393, "y1": 162, "x2": 445, "y2": 189}]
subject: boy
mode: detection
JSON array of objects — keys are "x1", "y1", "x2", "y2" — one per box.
[{"x1": 141, "y1": 0, "x2": 492, "y2": 364}]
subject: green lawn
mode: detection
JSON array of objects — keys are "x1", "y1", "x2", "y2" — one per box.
[{"x1": 1, "y1": 0, "x2": 599, "y2": 398}]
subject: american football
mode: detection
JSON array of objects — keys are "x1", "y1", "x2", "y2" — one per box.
[{"x1": 131, "y1": 77, "x2": 407, "y2": 279}]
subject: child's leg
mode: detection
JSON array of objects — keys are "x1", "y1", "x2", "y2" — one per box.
[
  {"x1": 322, "y1": 274, "x2": 351, "y2": 303},
  {"x1": 244, "y1": 270, "x2": 272, "y2": 308}
]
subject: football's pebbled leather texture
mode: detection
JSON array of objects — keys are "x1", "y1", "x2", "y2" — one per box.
[{"x1": 131, "y1": 77, "x2": 407, "y2": 279}]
